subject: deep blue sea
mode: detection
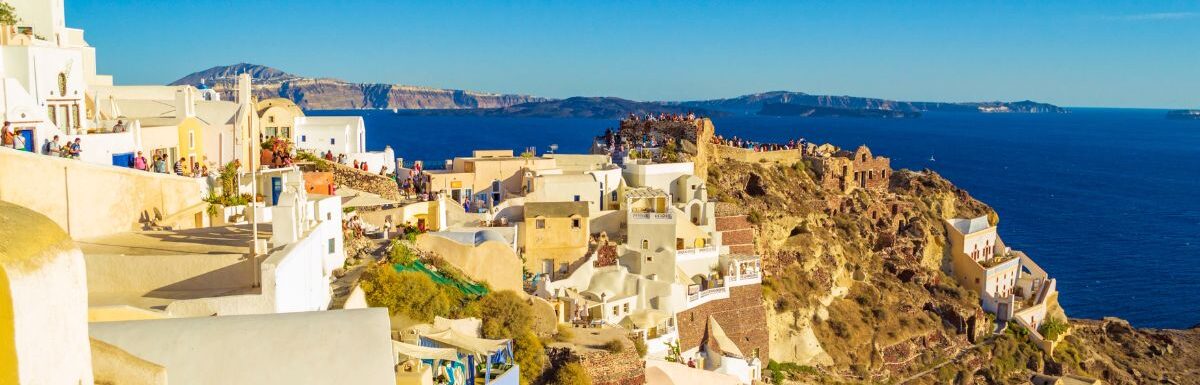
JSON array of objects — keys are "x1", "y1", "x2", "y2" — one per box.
[{"x1": 310, "y1": 109, "x2": 1200, "y2": 329}]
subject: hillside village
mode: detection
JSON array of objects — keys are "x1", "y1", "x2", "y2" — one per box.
[{"x1": 1, "y1": 1, "x2": 1198, "y2": 385}]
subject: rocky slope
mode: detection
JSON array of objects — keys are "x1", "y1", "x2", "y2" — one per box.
[
  {"x1": 169, "y1": 63, "x2": 545, "y2": 110},
  {"x1": 674, "y1": 91, "x2": 1068, "y2": 115},
  {"x1": 703, "y1": 145, "x2": 1197, "y2": 384}
]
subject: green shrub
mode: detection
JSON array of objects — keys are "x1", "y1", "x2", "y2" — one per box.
[
  {"x1": 748, "y1": 210, "x2": 763, "y2": 225},
  {"x1": 478, "y1": 291, "x2": 532, "y2": 339},
  {"x1": 552, "y1": 362, "x2": 592, "y2": 385},
  {"x1": 632, "y1": 336, "x2": 647, "y2": 357},
  {"x1": 514, "y1": 331, "x2": 547, "y2": 385},
  {"x1": 359, "y1": 265, "x2": 449, "y2": 322},
  {"x1": 554, "y1": 324, "x2": 575, "y2": 342},
  {"x1": 1038, "y1": 316, "x2": 1069, "y2": 341},
  {"x1": 390, "y1": 241, "x2": 417, "y2": 266},
  {"x1": 598, "y1": 338, "x2": 624, "y2": 354}
]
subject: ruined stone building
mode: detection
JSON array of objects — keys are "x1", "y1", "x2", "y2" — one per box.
[{"x1": 809, "y1": 145, "x2": 892, "y2": 193}]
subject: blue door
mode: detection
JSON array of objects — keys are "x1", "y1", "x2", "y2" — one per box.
[
  {"x1": 271, "y1": 177, "x2": 282, "y2": 205},
  {"x1": 18, "y1": 130, "x2": 33, "y2": 152},
  {"x1": 112, "y1": 152, "x2": 134, "y2": 168}
]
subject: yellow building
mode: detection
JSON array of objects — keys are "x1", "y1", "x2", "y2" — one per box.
[
  {"x1": 946, "y1": 216, "x2": 1019, "y2": 316},
  {"x1": 521, "y1": 201, "x2": 590, "y2": 279}
]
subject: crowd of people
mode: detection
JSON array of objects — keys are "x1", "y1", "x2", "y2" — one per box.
[
  {"x1": 624, "y1": 111, "x2": 698, "y2": 123},
  {"x1": 127, "y1": 150, "x2": 209, "y2": 178},
  {"x1": 261, "y1": 137, "x2": 295, "y2": 168},
  {"x1": 399, "y1": 163, "x2": 434, "y2": 201},
  {"x1": 711, "y1": 134, "x2": 806, "y2": 152},
  {"x1": 1, "y1": 123, "x2": 83, "y2": 159}
]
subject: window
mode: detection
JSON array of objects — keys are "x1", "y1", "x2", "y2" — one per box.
[
  {"x1": 535, "y1": 219, "x2": 546, "y2": 229},
  {"x1": 612, "y1": 306, "x2": 619, "y2": 316},
  {"x1": 71, "y1": 105, "x2": 80, "y2": 129},
  {"x1": 573, "y1": 195, "x2": 580, "y2": 202},
  {"x1": 47, "y1": 105, "x2": 57, "y2": 126},
  {"x1": 268, "y1": 116, "x2": 275, "y2": 123},
  {"x1": 188, "y1": 131, "x2": 195, "y2": 149},
  {"x1": 641, "y1": 240, "x2": 649, "y2": 249},
  {"x1": 330, "y1": 138, "x2": 336, "y2": 145},
  {"x1": 622, "y1": 303, "x2": 629, "y2": 313},
  {"x1": 301, "y1": 135, "x2": 306, "y2": 142},
  {"x1": 327, "y1": 238, "x2": 335, "y2": 253},
  {"x1": 571, "y1": 218, "x2": 581, "y2": 229},
  {"x1": 611, "y1": 190, "x2": 618, "y2": 201}
]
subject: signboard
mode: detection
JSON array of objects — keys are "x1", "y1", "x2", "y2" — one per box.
[{"x1": 450, "y1": 181, "x2": 462, "y2": 189}]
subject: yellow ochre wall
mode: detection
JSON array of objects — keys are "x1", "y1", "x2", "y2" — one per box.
[{"x1": 0, "y1": 268, "x2": 18, "y2": 385}]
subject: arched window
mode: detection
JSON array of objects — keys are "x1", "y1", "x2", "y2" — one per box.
[{"x1": 641, "y1": 240, "x2": 649, "y2": 249}]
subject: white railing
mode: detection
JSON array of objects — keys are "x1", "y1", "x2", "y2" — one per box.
[
  {"x1": 676, "y1": 245, "x2": 718, "y2": 259},
  {"x1": 726, "y1": 271, "x2": 762, "y2": 287},
  {"x1": 686, "y1": 286, "x2": 729, "y2": 307},
  {"x1": 630, "y1": 211, "x2": 673, "y2": 221}
]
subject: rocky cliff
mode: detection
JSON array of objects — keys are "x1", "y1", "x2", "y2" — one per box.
[
  {"x1": 700, "y1": 138, "x2": 1197, "y2": 384},
  {"x1": 169, "y1": 63, "x2": 545, "y2": 110}
]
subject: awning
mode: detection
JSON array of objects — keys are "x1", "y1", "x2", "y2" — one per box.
[
  {"x1": 392, "y1": 340, "x2": 459, "y2": 362},
  {"x1": 412, "y1": 324, "x2": 510, "y2": 356}
]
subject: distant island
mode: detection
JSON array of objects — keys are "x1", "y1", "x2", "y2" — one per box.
[
  {"x1": 1167, "y1": 110, "x2": 1200, "y2": 120},
  {"x1": 671, "y1": 90, "x2": 1068, "y2": 115},
  {"x1": 172, "y1": 64, "x2": 1068, "y2": 118},
  {"x1": 394, "y1": 97, "x2": 724, "y2": 119},
  {"x1": 757, "y1": 103, "x2": 921, "y2": 118},
  {"x1": 170, "y1": 63, "x2": 545, "y2": 110}
]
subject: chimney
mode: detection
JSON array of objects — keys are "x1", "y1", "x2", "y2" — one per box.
[
  {"x1": 237, "y1": 73, "x2": 252, "y2": 105},
  {"x1": 174, "y1": 87, "x2": 195, "y2": 118}
]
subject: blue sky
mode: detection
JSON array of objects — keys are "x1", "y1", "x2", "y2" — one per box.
[{"x1": 66, "y1": 1, "x2": 1198, "y2": 108}]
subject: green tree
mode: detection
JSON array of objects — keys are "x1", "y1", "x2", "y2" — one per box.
[
  {"x1": 477, "y1": 290, "x2": 532, "y2": 339},
  {"x1": 0, "y1": 2, "x2": 19, "y2": 26},
  {"x1": 360, "y1": 265, "x2": 450, "y2": 322},
  {"x1": 514, "y1": 331, "x2": 547, "y2": 385},
  {"x1": 552, "y1": 362, "x2": 592, "y2": 385}
]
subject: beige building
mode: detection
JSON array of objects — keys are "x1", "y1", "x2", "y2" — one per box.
[
  {"x1": 946, "y1": 216, "x2": 1019, "y2": 316},
  {"x1": 408, "y1": 150, "x2": 558, "y2": 205},
  {"x1": 520, "y1": 201, "x2": 590, "y2": 279},
  {"x1": 256, "y1": 98, "x2": 304, "y2": 141}
]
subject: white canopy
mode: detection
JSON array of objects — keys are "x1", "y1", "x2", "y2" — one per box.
[{"x1": 392, "y1": 340, "x2": 459, "y2": 362}]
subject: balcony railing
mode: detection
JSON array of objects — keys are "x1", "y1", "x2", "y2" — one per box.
[
  {"x1": 676, "y1": 245, "x2": 718, "y2": 259},
  {"x1": 686, "y1": 286, "x2": 729, "y2": 306},
  {"x1": 630, "y1": 212, "x2": 673, "y2": 221}
]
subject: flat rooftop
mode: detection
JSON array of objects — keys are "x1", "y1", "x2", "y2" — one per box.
[{"x1": 78, "y1": 224, "x2": 273, "y2": 257}]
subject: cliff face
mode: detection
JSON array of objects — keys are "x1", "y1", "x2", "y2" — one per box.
[
  {"x1": 703, "y1": 142, "x2": 1197, "y2": 383},
  {"x1": 169, "y1": 63, "x2": 545, "y2": 110}
]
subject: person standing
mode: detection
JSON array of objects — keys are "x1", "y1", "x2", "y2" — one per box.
[
  {"x1": 12, "y1": 131, "x2": 25, "y2": 151},
  {"x1": 153, "y1": 155, "x2": 168, "y2": 173},
  {"x1": 133, "y1": 151, "x2": 148, "y2": 170},
  {"x1": 1, "y1": 122, "x2": 13, "y2": 148},
  {"x1": 173, "y1": 158, "x2": 185, "y2": 175}
]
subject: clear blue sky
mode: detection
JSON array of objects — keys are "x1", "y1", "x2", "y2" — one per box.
[{"x1": 66, "y1": 1, "x2": 1198, "y2": 108}]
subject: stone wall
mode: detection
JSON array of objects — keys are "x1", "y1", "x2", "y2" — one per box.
[
  {"x1": 324, "y1": 162, "x2": 401, "y2": 201},
  {"x1": 711, "y1": 144, "x2": 804, "y2": 166},
  {"x1": 716, "y1": 215, "x2": 755, "y2": 256},
  {"x1": 546, "y1": 342, "x2": 645, "y2": 385},
  {"x1": 676, "y1": 284, "x2": 770, "y2": 360}
]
